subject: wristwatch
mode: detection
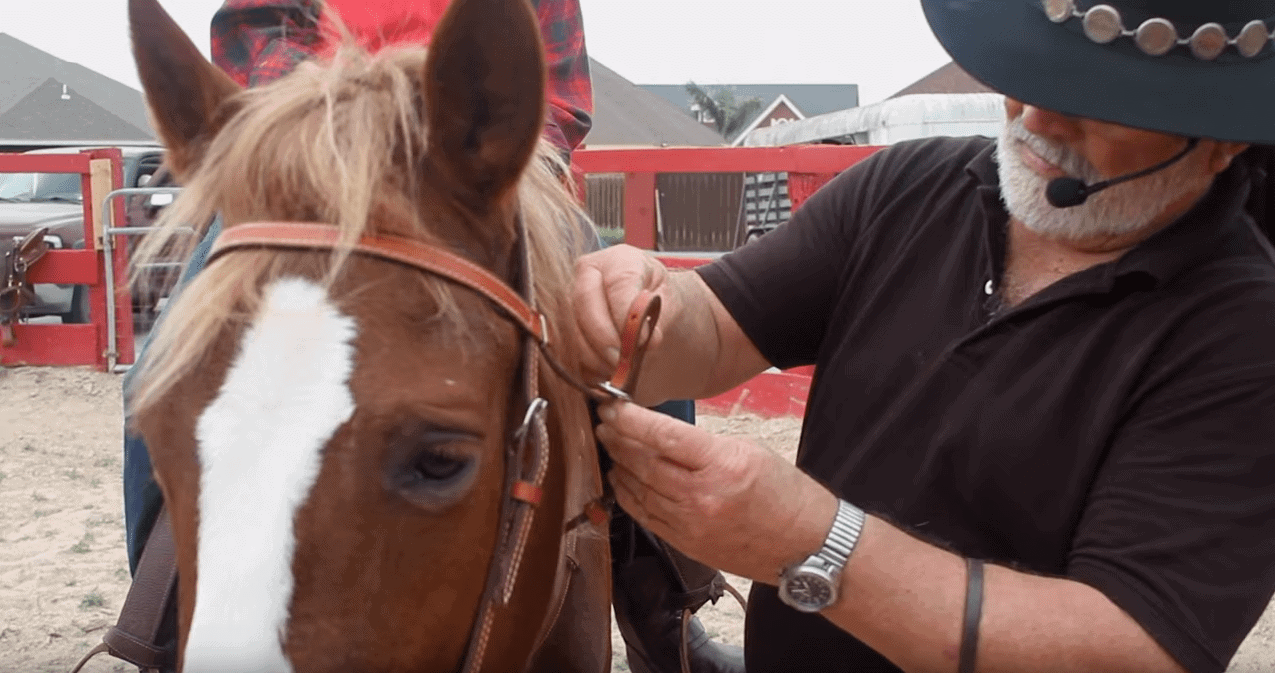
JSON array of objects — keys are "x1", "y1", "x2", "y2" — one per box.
[{"x1": 777, "y1": 499, "x2": 866, "y2": 613}]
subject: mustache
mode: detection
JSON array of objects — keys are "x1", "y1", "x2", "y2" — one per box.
[{"x1": 1003, "y1": 118, "x2": 1101, "y2": 183}]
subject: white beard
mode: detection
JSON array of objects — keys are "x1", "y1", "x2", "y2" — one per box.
[{"x1": 994, "y1": 117, "x2": 1204, "y2": 242}]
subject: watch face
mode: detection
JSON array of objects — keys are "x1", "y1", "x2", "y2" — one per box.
[{"x1": 781, "y1": 571, "x2": 835, "y2": 613}]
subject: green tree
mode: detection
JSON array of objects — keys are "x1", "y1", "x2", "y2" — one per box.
[{"x1": 684, "y1": 82, "x2": 764, "y2": 142}]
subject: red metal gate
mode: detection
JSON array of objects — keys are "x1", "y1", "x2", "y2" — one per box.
[{"x1": 0, "y1": 149, "x2": 134, "y2": 370}]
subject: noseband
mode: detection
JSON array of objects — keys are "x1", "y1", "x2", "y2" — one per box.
[{"x1": 207, "y1": 217, "x2": 657, "y2": 673}]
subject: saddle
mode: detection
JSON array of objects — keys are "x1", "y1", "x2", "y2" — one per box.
[{"x1": 0, "y1": 228, "x2": 51, "y2": 346}]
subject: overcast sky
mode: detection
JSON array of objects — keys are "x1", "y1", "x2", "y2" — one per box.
[{"x1": 8, "y1": 0, "x2": 954, "y2": 105}]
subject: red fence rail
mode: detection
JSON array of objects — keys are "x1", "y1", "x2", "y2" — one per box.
[
  {"x1": 0, "y1": 149, "x2": 133, "y2": 369},
  {"x1": 574, "y1": 145, "x2": 882, "y2": 250}
]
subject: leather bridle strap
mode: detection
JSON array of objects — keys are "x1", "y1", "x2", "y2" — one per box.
[
  {"x1": 598, "y1": 290, "x2": 661, "y2": 401},
  {"x1": 458, "y1": 221, "x2": 551, "y2": 673},
  {"x1": 208, "y1": 222, "x2": 549, "y2": 344},
  {"x1": 209, "y1": 221, "x2": 660, "y2": 405}
]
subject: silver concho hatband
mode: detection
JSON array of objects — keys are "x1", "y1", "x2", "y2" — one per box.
[{"x1": 1042, "y1": 0, "x2": 1274, "y2": 60}]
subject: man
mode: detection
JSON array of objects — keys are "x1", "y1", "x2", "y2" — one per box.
[
  {"x1": 122, "y1": 2, "x2": 742, "y2": 672},
  {"x1": 576, "y1": 1, "x2": 1275, "y2": 671}
]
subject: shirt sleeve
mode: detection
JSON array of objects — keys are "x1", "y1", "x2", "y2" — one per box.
[
  {"x1": 533, "y1": 0, "x2": 593, "y2": 155},
  {"x1": 695, "y1": 149, "x2": 893, "y2": 369},
  {"x1": 1066, "y1": 289, "x2": 1275, "y2": 673}
]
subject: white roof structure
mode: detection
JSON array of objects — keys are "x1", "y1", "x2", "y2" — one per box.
[
  {"x1": 729, "y1": 94, "x2": 804, "y2": 147},
  {"x1": 743, "y1": 93, "x2": 1006, "y2": 147}
]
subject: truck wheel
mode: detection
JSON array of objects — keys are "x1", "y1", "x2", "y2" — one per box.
[{"x1": 60, "y1": 286, "x2": 91, "y2": 324}]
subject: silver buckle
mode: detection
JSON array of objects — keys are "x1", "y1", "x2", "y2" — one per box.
[
  {"x1": 597, "y1": 381, "x2": 632, "y2": 402},
  {"x1": 513, "y1": 397, "x2": 549, "y2": 444}
]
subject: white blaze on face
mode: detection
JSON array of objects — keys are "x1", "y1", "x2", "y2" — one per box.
[{"x1": 184, "y1": 277, "x2": 357, "y2": 673}]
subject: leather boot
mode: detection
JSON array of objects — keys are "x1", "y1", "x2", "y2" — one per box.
[{"x1": 611, "y1": 510, "x2": 746, "y2": 673}]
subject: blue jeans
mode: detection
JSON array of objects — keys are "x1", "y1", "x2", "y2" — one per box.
[
  {"x1": 121, "y1": 218, "x2": 695, "y2": 573},
  {"x1": 122, "y1": 217, "x2": 222, "y2": 573}
]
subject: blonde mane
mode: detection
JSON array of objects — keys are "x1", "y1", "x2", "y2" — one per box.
[{"x1": 128, "y1": 42, "x2": 589, "y2": 415}]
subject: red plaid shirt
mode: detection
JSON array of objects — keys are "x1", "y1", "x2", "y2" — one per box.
[{"x1": 209, "y1": 0, "x2": 593, "y2": 154}]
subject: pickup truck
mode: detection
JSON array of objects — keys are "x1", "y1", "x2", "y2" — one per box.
[{"x1": 0, "y1": 145, "x2": 169, "y2": 325}]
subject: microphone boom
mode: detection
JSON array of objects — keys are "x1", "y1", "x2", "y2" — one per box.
[{"x1": 1044, "y1": 138, "x2": 1200, "y2": 208}]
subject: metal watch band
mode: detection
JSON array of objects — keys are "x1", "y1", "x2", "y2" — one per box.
[{"x1": 815, "y1": 499, "x2": 865, "y2": 568}]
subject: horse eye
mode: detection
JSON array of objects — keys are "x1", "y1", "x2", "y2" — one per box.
[
  {"x1": 412, "y1": 450, "x2": 468, "y2": 482},
  {"x1": 385, "y1": 428, "x2": 480, "y2": 509}
]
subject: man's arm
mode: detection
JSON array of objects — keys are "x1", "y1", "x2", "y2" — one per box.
[
  {"x1": 823, "y1": 514, "x2": 1189, "y2": 673},
  {"x1": 595, "y1": 404, "x2": 1192, "y2": 673}
]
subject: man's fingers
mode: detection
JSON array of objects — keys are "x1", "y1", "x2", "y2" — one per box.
[
  {"x1": 597, "y1": 424, "x2": 695, "y2": 499},
  {"x1": 608, "y1": 466, "x2": 678, "y2": 535},
  {"x1": 572, "y1": 261, "x2": 622, "y2": 376},
  {"x1": 601, "y1": 402, "x2": 715, "y2": 471}
]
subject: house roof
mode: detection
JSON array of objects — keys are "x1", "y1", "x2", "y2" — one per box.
[
  {"x1": 0, "y1": 76, "x2": 45, "y2": 114},
  {"x1": 728, "y1": 94, "x2": 804, "y2": 147},
  {"x1": 639, "y1": 84, "x2": 860, "y2": 119},
  {"x1": 0, "y1": 33, "x2": 154, "y2": 145},
  {"x1": 889, "y1": 62, "x2": 994, "y2": 98},
  {"x1": 587, "y1": 59, "x2": 725, "y2": 147},
  {"x1": 0, "y1": 34, "x2": 722, "y2": 149},
  {"x1": 0, "y1": 78, "x2": 155, "y2": 145}
]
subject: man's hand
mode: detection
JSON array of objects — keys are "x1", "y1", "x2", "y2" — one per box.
[
  {"x1": 595, "y1": 400, "x2": 837, "y2": 583},
  {"x1": 572, "y1": 245, "x2": 670, "y2": 384},
  {"x1": 572, "y1": 246, "x2": 770, "y2": 405}
]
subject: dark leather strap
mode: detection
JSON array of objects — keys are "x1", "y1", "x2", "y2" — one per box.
[
  {"x1": 106, "y1": 507, "x2": 178, "y2": 669},
  {"x1": 959, "y1": 557, "x2": 985, "y2": 673},
  {"x1": 102, "y1": 507, "x2": 177, "y2": 667},
  {"x1": 71, "y1": 508, "x2": 177, "y2": 673}
]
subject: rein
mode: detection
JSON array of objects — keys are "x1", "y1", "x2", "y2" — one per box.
[{"x1": 206, "y1": 219, "x2": 656, "y2": 673}]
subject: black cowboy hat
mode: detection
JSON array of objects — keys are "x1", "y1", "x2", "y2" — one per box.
[{"x1": 920, "y1": 0, "x2": 1275, "y2": 144}]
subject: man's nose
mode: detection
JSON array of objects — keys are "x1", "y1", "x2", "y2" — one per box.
[{"x1": 1020, "y1": 104, "x2": 1083, "y2": 145}]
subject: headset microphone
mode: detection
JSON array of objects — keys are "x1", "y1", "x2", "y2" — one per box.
[{"x1": 1045, "y1": 137, "x2": 1200, "y2": 208}]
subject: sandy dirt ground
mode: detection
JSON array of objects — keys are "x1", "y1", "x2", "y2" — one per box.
[{"x1": 0, "y1": 366, "x2": 1271, "y2": 672}]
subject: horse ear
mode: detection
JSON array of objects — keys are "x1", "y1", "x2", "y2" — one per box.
[
  {"x1": 129, "y1": 0, "x2": 242, "y2": 180},
  {"x1": 423, "y1": 0, "x2": 546, "y2": 207}
]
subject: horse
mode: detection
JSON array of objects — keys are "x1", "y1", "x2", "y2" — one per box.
[{"x1": 123, "y1": 0, "x2": 612, "y2": 669}]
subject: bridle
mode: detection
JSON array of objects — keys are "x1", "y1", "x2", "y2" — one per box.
[{"x1": 206, "y1": 217, "x2": 658, "y2": 673}]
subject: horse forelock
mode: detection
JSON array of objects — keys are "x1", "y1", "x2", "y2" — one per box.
[{"x1": 128, "y1": 38, "x2": 588, "y2": 418}]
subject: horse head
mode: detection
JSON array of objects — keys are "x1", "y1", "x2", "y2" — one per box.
[{"x1": 125, "y1": 0, "x2": 608, "y2": 670}]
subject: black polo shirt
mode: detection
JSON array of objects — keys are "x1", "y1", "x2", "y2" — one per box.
[{"x1": 697, "y1": 137, "x2": 1275, "y2": 673}]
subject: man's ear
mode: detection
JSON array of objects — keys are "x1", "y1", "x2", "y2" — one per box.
[{"x1": 130, "y1": 0, "x2": 242, "y2": 179}]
